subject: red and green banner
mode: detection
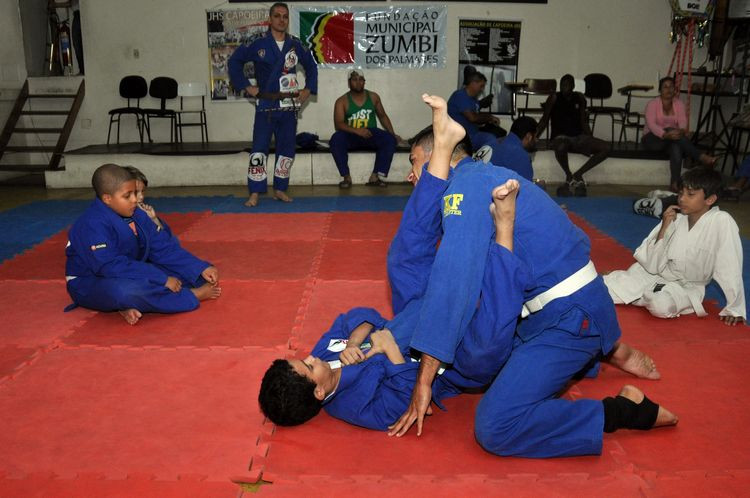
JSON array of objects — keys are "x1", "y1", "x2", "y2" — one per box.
[{"x1": 293, "y1": 5, "x2": 447, "y2": 69}]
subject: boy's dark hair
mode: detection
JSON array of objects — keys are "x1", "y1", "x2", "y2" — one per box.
[
  {"x1": 679, "y1": 167, "x2": 723, "y2": 200},
  {"x1": 409, "y1": 125, "x2": 473, "y2": 159},
  {"x1": 510, "y1": 116, "x2": 538, "y2": 140},
  {"x1": 658, "y1": 76, "x2": 675, "y2": 91},
  {"x1": 560, "y1": 74, "x2": 575, "y2": 86},
  {"x1": 465, "y1": 72, "x2": 487, "y2": 85},
  {"x1": 124, "y1": 165, "x2": 148, "y2": 187},
  {"x1": 91, "y1": 163, "x2": 133, "y2": 198},
  {"x1": 258, "y1": 359, "x2": 322, "y2": 426},
  {"x1": 269, "y1": 2, "x2": 288, "y2": 16}
]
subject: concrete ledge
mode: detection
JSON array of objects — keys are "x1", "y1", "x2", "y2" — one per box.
[{"x1": 46, "y1": 149, "x2": 671, "y2": 188}]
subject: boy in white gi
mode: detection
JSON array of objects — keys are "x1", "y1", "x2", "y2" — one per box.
[{"x1": 604, "y1": 168, "x2": 745, "y2": 326}]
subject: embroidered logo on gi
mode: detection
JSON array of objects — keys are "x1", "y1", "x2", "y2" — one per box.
[
  {"x1": 257, "y1": 49, "x2": 266, "y2": 58},
  {"x1": 284, "y1": 49, "x2": 298, "y2": 69},
  {"x1": 443, "y1": 193, "x2": 464, "y2": 217},
  {"x1": 248, "y1": 152, "x2": 267, "y2": 182},
  {"x1": 473, "y1": 145, "x2": 493, "y2": 164},
  {"x1": 274, "y1": 155, "x2": 294, "y2": 179},
  {"x1": 90, "y1": 243, "x2": 107, "y2": 251}
]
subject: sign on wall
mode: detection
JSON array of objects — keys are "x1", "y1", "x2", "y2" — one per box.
[
  {"x1": 290, "y1": 5, "x2": 447, "y2": 68},
  {"x1": 206, "y1": 8, "x2": 269, "y2": 101},
  {"x1": 458, "y1": 19, "x2": 521, "y2": 114}
]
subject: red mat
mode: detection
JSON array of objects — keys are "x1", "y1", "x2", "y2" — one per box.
[
  {"x1": 181, "y1": 240, "x2": 320, "y2": 280},
  {"x1": 0, "y1": 347, "x2": 273, "y2": 482},
  {"x1": 0, "y1": 281, "x2": 93, "y2": 347},
  {"x1": 326, "y1": 212, "x2": 402, "y2": 241},
  {"x1": 63, "y1": 280, "x2": 307, "y2": 348},
  {"x1": 0, "y1": 345, "x2": 39, "y2": 382},
  {"x1": 180, "y1": 213, "x2": 330, "y2": 242},
  {"x1": 158, "y1": 212, "x2": 211, "y2": 236},
  {"x1": 0, "y1": 231, "x2": 67, "y2": 280},
  {"x1": 317, "y1": 240, "x2": 390, "y2": 281}
]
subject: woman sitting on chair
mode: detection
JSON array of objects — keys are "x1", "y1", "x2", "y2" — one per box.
[{"x1": 641, "y1": 76, "x2": 716, "y2": 192}]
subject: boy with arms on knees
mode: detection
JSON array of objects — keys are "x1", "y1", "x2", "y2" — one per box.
[
  {"x1": 65, "y1": 164, "x2": 221, "y2": 325},
  {"x1": 605, "y1": 168, "x2": 745, "y2": 326}
]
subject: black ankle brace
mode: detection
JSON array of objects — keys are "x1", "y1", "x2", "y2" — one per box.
[{"x1": 602, "y1": 394, "x2": 659, "y2": 433}]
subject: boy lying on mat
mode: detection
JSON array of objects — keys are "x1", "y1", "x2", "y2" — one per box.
[
  {"x1": 605, "y1": 167, "x2": 745, "y2": 326},
  {"x1": 64, "y1": 163, "x2": 220, "y2": 325}
]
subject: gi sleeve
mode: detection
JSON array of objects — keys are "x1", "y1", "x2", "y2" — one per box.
[
  {"x1": 145, "y1": 221, "x2": 210, "y2": 285},
  {"x1": 387, "y1": 169, "x2": 447, "y2": 313},
  {"x1": 634, "y1": 221, "x2": 673, "y2": 275},
  {"x1": 228, "y1": 43, "x2": 258, "y2": 92},
  {"x1": 69, "y1": 219, "x2": 168, "y2": 285},
  {"x1": 410, "y1": 172, "x2": 495, "y2": 363},
  {"x1": 712, "y1": 216, "x2": 746, "y2": 319}
]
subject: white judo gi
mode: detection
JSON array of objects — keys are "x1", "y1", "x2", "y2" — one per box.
[{"x1": 604, "y1": 207, "x2": 745, "y2": 320}]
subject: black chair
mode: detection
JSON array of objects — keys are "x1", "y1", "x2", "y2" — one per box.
[
  {"x1": 107, "y1": 75, "x2": 148, "y2": 145},
  {"x1": 144, "y1": 77, "x2": 178, "y2": 143},
  {"x1": 584, "y1": 73, "x2": 625, "y2": 143}
]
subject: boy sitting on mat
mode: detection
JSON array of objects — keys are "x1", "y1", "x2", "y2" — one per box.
[
  {"x1": 125, "y1": 166, "x2": 168, "y2": 234},
  {"x1": 65, "y1": 163, "x2": 221, "y2": 325},
  {"x1": 604, "y1": 168, "x2": 745, "y2": 326}
]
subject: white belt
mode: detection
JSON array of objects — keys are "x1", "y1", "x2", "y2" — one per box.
[{"x1": 521, "y1": 261, "x2": 598, "y2": 318}]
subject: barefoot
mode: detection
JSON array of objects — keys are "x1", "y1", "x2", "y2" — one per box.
[
  {"x1": 618, "y1": 385, "x2": 678, "y2": 428},
  {"x1": 274, "y1": 190, "x2": 293, "y2": 203},
  {"x1": 608, "y1": 342, "x2": 661, "y2": 380},
  {"x1": 244, "y1": 192, "x2": 259, "y2": 207},
  {"x1": 422, "y1": 93, "x2": 466, "y2": 147},
  {"x1": 191, "y1": 282, "x2": 222, "y2": 301},
  {"x1": 490, "y1": 180, "x2": 519, "y2": 250},
  {"x1": 119, "y1": 308, "x2": 142, "y2": 325}
]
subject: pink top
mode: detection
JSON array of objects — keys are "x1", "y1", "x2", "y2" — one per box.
[{"x1": 643, "y1": 97, "x2": 688, "y2": 138}]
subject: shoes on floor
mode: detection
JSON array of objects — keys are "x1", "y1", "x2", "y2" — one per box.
[
  {"x1": 338, "y1": 179, "x2": 352, "y2": 189},
  {"x1": 556, "y1": 178, "x2": 587, "y2": 197},
  {"x1": 365, "y1": 179, "x2": 388, "y2": 187}
]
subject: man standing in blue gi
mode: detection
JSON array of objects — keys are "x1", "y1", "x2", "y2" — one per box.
[
  {"x1": 229, "y1": 2, "x2": 318, "y2": 207},
  {"x1": 389, "y1": 94, "x2": 678, "y2": 458}
]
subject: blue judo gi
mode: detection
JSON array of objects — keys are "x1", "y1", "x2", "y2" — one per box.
[
  {"x1": 409, "y1": 159, "x2": 621, "y2": 458},
  {"x1": 229, "y1": 32, "x2": 318, "y2": 195},
  {"x1": 65, "y1": 198, "x2": 211, "y2": 314},
  {"x1": 493, "y1": 133, "x2": 534, "y2": 181},
  {"x1": 313, "y1": 169, "x2": 528, "y2": 430}
]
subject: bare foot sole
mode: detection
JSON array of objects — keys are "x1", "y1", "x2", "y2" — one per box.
[
  {"x1": 191, "y1": 282, "x2": 222, "y2": 301},
  {"x1": 119, "y1": 308, "x2": 142, "y2": 325},
  {"x1": 609, "y1": 342, "x2": 661, "y2": 380},
  {"x1": 618, "y1": 385, "x2": 678, "y2": 428},
  {"x1": 422, "y1": 93, "x2": 466, "y2": 145},
  {"x1": 244, "y1": 193, "x2": 259, "y2": 207},
  {"x1": 274, "y1": 190, "x2": 293, "y2": 203}
]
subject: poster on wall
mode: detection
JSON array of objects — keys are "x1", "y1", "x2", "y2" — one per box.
[
  {"x1": 290, "y1": 5, "x2": 447, "y2": 69},
  {"x1": 206, "y1": 9, "x2": 269, "y2": 101},
  {"x1": 458, "y1": 19, "x2": 521, "y2": 115}
]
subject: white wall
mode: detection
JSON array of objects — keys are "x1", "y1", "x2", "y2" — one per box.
[{"x1": 63, "y1": 0, "x2": 695, "y2": 147}]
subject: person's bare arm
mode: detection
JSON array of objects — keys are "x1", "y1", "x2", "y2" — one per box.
[
  {"x1": 372, "y1": 92, "x2": 401, "y2": 140},
  {"x1": 388, "y1": 354, "x2": 439, "y2": 436},
  {"x1": 365, "y1": 328, "x2": 406, "y2": 364},
  {"x1": 536, "y1": 94, "x2": 556, "y2": 136},
  {"x1": 578, "y1": 93, "x2": 593, "y2": 135}
]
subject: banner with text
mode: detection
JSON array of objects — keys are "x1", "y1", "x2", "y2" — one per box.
[
  {"x1": 206, "y1": 8, "x2": 270, "y2": 101},
  {"x1": 458, "y1": 19, "x2": 521, "y2": 114},
  {"x1": 291, "y1": 5, "x2": 447, "y2": 69}
]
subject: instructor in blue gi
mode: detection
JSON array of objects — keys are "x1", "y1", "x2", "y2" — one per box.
[{"x1": 229, "y1": 2, "x2": 318, "y2": 207}]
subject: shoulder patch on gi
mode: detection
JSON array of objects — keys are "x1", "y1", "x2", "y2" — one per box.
[
  {"x1": 90, "y1": 243, "x2": 107, "y2": 251},
  {"x1": 257, "y1": 48, "x2": 266, "y2": 58},
  {"x1": 473, "y1": 145, "x2": 493, "y2": 164},
  {"x1": 443, "y1": 193, "x2": 464, "y2": 217}
]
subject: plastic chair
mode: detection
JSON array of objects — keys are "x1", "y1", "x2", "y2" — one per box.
[
  {"x1": 107, "y1": 75, "x2": 148, "y2": 145},
  {"x1": 144, "y1": 77, "x2": 178, "y2": 143},
  {"x1": 175, "y1": 82, "x2": 208, "y2": 143},
  {"x1": 584, "y1": 73, "x2": 625, "y2": 143}
]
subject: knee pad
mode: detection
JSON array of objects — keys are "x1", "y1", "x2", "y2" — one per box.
[
  {"x1": 472, "y1": 145, "x2": 493, "y2": 164},
  {"x1": 274, "y1": 155, "x2": 294, "y2": 179},
  {"x1": 248, "y1": 152, "x2": 268, "y2": 182}
]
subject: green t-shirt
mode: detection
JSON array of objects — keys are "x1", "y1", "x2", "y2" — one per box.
[{"x1": 345, "y1": 91, "x2": 378, "y2": 129}]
